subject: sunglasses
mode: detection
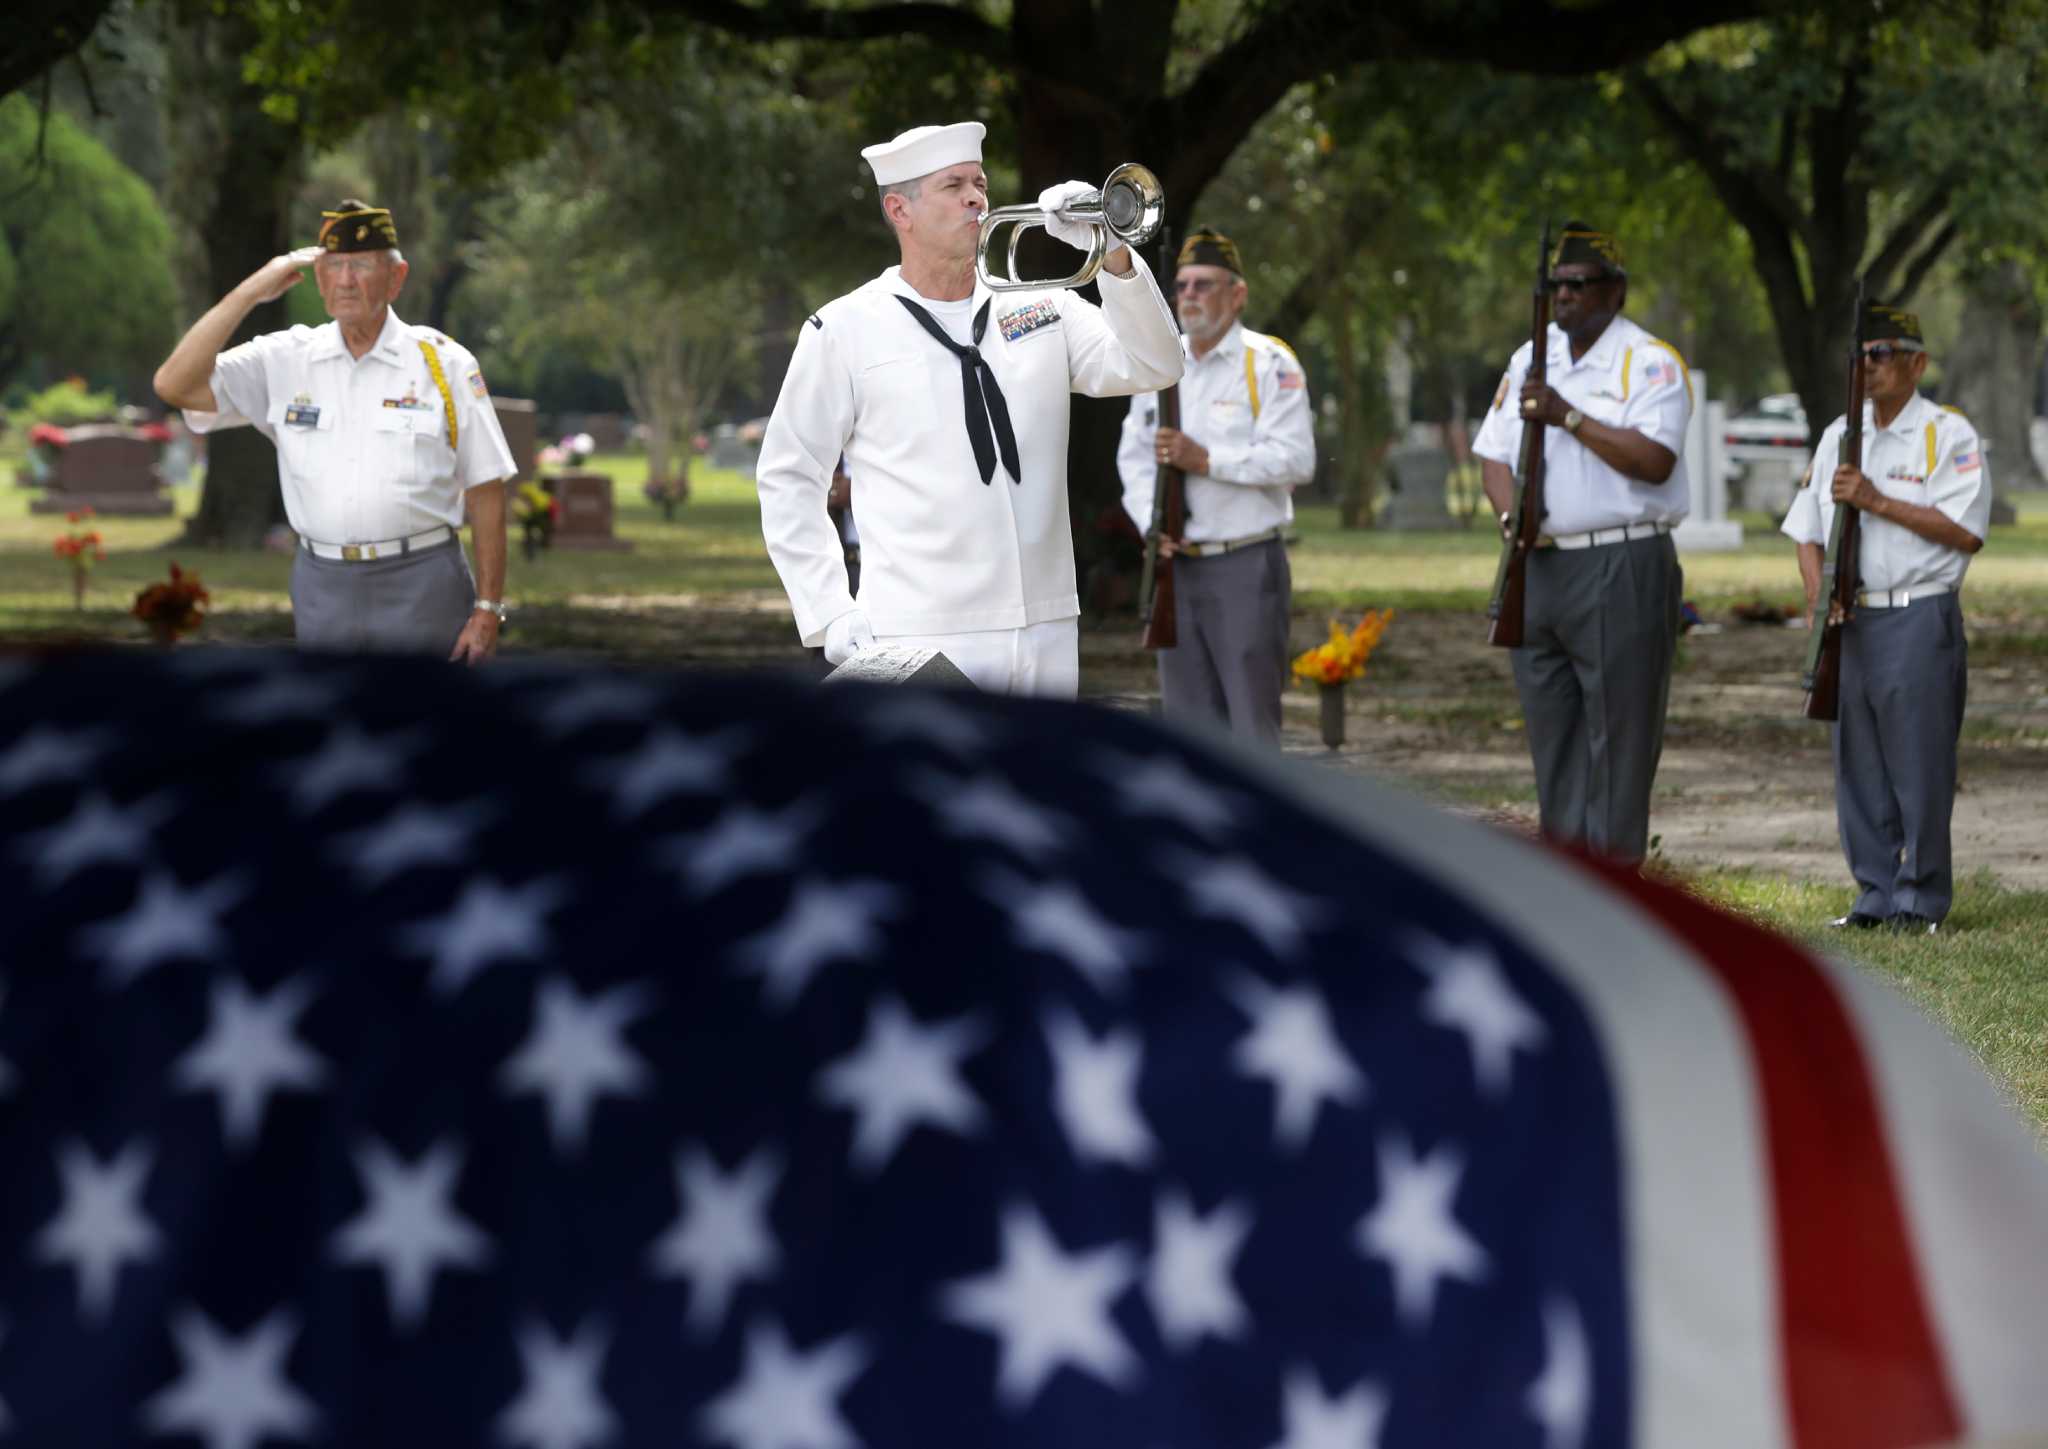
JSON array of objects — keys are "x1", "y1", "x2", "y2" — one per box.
[
  {"x1": 1547, "y1": 273, "x2": 1616, "y2": 295},
  {"x1": 1861, "y1": 344, "x2": 1921, "y2": 363}
]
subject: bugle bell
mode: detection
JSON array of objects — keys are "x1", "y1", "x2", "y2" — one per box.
[{"x1": 975, "y1": 162, "x2": 1166, "y2": 292}]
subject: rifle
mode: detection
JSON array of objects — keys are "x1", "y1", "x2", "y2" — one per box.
[
  {"x1": 1139, "y1": 227, "x2": 1186, "y2": 650},
  {"x1": 1801, "y1": 281, "x2": 1867, "y2": 721},
  {"x1": 1486, "y1": 221, "x2": 1553, "y2": 649}
]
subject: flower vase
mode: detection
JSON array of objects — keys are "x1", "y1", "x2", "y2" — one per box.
[
  {"x1": 146, "y1": 619, "x2": 182, "y2": 648},
  {"x1": 1318, "y1": 681, "x2": 1346, "y2": 749},
  {"x1": 71, "y1": 570, "x2": 86, "y2": 611},
  {"x1": 522, "y1": 528, "x2": 539, "y2": 563}
]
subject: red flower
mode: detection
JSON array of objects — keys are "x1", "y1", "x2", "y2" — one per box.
[{"x1": 29, "y1": 422, "x2": 69, "y2": 450}]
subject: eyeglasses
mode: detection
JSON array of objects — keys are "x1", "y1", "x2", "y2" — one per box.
[
  {"x1": 315, "y1": 255, "x2": 388, "y2": 278},
  {"x1": 1547, "y1": 273, "x2": 1616, "y2": 295},
  {"x1": 1174, "y1": 278, "x2": 1226, "y2": 296},
  {"x1": 1861, "y1": 343, "x2": 1921, "y2": 363}
]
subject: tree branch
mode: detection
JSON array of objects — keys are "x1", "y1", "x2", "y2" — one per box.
[
  {"x1": 0, "y1": 0, "x2": 121, "y2": 101},
  {"x1": 1863, "y1": 169, "x2": 1960, "y2": 293},
  {"x1": 1896, "y1": 219, "x2": 1959, "y2": 304},
  {"x1": 1631, "y1": 72, "x2": 1810, "y2": 249},
  {"x1": 642, "y1": 0, "x2": 1008, "y2": 65}
]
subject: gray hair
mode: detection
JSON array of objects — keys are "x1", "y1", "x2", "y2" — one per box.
[{"x1": 878, "y1": 177, "x2": 922, "y2": 230}]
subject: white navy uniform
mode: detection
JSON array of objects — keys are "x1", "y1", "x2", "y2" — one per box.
[
  {"x1": 757, "y1": 258, "x2": 1182, "y2": 694},
  {"x1": 1471, "y1": 315, "x2": 1694, "y2": 863},
  {"x1": 1115, "y1": 323, "x2": 1315, "y2": 742},
  {"x1": 1782, "y1": 393, "x2": 1990, "y2": 924}
]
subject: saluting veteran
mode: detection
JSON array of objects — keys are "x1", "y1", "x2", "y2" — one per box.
[
  {"x1": 154, "y1": 200, "x2": 515, "y2": 661},
  {"x1": 1783, "y1": 302, "x2": 1990, "y2": 934},
  {"x1": 1116, "y1": 227, "x2": 1315, "y2": 743},
  {"x1": 1472, "y1": 221, "x2": 1691, "y2": 864},
  {"x1": 755, "y1": 122, "x2": 1184, "y2": 696}
]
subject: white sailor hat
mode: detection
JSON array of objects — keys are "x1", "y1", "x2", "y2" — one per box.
[{"x1": 860, "y1": 121, "x2": 985, "y2": 186}]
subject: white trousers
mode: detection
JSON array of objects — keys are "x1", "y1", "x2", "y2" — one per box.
[{"x1": 879, "y1": 618, "x2": 1079, "y2": 699}]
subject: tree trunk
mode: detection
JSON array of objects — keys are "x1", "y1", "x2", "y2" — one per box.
[
  {"x1": 162, "y1": 2, "x2": 302, "y2": 548},
  {"x1": 1944, "y1": 259, "x2": 2037, "y2": 524}
]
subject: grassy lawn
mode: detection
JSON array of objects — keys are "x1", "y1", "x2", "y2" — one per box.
[{"x1": 4, "y1": 451, "x2": 2045, "y2": 1127}]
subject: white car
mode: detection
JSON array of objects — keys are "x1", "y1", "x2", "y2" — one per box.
[{"x1": 1722, "y1": 393, "x2": 1811, "y2": 516}]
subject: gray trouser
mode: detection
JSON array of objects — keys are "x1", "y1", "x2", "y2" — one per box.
[
  {"x1": 289, "y1": 539, "x2": 475, "y2": 655},
  {"x1": 1834, "y1": 592, "x2": 1967, "y2": 922},
  {"x1": 1510, "y1": 533, "x2": 1681, "y2": 863},
  {"x1": 1157, "y1": 537, "x2": 1291, "y2": 745}
]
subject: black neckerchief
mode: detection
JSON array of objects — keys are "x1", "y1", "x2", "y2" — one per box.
[{"x1": 895, "y1": 295, "x2": 1021, "y2": 485}]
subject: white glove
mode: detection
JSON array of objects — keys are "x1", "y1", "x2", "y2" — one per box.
[
  {"x1": 823, "y1": 611, "x2": 875, "y2": 665},
  {"x1": 1036, "y1": 180, "x2": 1099, "y2": 252}
]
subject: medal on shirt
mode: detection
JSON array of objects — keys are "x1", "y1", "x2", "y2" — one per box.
[
  {"x1": 283, "y1": 392, "x2": 320, "y2": 427},
  {"x1": 383, "y1": 383, "x2": 435, "y2": 412}
]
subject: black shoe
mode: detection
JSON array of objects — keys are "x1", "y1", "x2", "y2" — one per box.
[
  {"x1": 1828, "y1": 912, "x2": 1887, "y2": 930},
  {"x1": 1890, "y1": 912, "x2": 1939, "y2": 936}
]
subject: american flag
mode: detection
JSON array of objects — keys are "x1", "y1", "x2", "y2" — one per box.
[{"x1": 1, "y1": 647, "x2": 2045, "y2": 1449}]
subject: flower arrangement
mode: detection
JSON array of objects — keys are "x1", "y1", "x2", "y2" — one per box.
[
  {"x1": 132, "y1": 563, "x2": 210, "y2": 644},
  {"x1": 513, "y1": 480, "x2": 562, "y2": 559},
  {"x1": 643, "y1": 475, "x2": 689, "y2": 520},
  {"x1": 53, "y1": 508, "x2": 106, "y2": 610},
  {"x1": 1292, "y1": 609, "x2": 1395, "y2": 686}
]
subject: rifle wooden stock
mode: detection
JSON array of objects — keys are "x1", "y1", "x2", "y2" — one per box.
[
  {"x1": 1487, "y1": 224, "x2": 1552, "y2": 649},
  {"x1": 1139, "y1": 382, "x2": 1187, "y2": 650},
  {"x1": 1802, "y1": 285, "x2": 1867, "y2": 721}
]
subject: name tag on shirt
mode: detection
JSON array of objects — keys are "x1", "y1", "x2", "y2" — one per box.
[
  {"x1": 997, "y1": 300, "x2": 1060, "y2": 342},
  {"x1": 283, "y1": 401, "x2": 321, "y2": 427}
]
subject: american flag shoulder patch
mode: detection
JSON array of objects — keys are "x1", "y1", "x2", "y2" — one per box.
[
  {"x1": 1954, "y1": 447, "x2": 1982, "y2": 473},
  {"x1": 1641, "y1": 357, "x2": 1680, "y2": 389},
  {"x1": 466, "y1": 369, "x2": 488, "y2": 400},
  {"x1": 1277, "y1": 369, "x2": 1305, "y2": 390}
]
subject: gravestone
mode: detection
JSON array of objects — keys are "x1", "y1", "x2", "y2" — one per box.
[
  {"x1": 29, "y1": 425, "x2": 172, "y2": 516},
  {"x1": 1673, "y1": 369, "x2": 1744, "y2": 552},
  {"x1": 543, "y1": 472, "x2": 632, "y2": 551},
  {"x1": 553, "y1": 412, "x2": 632, "y2": 452},
  {"x1": 823, "y1": 645, "x2": 974, "y2": 689},
  {"x1": 708, "y1": 422, "x2": 761, "y2": 479},
  {"x1": 1381, "y1": 443, "x2": 1457, "y2": 531},
  {"x1": 493, "y1": 397, "x2": 539, "y2": 482}
]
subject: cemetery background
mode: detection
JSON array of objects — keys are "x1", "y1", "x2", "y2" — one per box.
[{"x1": 2, "y1": 0, "x2": 2046, "y2": 1128}]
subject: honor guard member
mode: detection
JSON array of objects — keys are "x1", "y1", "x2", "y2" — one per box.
[
  {"x1": 154, "y1": 200, "x2": 515, "y2": 661},
  {"x1": 1472, "y1": 222, "x2": 1691, "y2": 864},
  {"x1": 755, "y1": 122, "x2": 1183, "y2": 697},
  {"x1": 1782, "y1": 302, "x2": 1990, "y2": 933},
  {"x1": 1116, "y1": 227, "x2": 1315, "y2": 744}
]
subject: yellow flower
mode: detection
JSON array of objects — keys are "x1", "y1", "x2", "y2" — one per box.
[{"x1": 1290, "y1": 609, "x2": 1394, "y2": 684}]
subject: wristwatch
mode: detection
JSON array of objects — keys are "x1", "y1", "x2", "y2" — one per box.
[
  {"x1": 1563, "y1": 408, "x2": 1585, "y2": 434},
  {"x1": 474, "y1": 599, "x2": 509, "y2": 621}
]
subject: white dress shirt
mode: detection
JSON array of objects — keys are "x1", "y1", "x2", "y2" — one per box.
[
  {"x1": 183, "y1": 308, "x2": 515, "y2": 545},
  {"x1": 757, "y1": 257, "x2": 1182, "y2": 645},
  {"x1": 1471, "y1": 315, "x2": 1692, "y2": 535},
  {"x1": 1780, "y1": 392, "x2": 1989, "y2": 592},
  {"x1": 1116, "y1": 323, "x2": 1315, "y2": 543}
]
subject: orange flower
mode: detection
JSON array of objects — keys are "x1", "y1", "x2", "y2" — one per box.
[{"x1": 1291, "y1": 609, "x2": 1396, "y2": 685}]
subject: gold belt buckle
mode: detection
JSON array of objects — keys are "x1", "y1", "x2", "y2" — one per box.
[{"x1": 340, "y1": 543, "x2": 377, "y2": 561}]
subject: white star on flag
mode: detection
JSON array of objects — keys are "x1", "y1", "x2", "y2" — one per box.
[
  {"x1": 586, "y1": 725, "x2": 745, "y2": 819},
  {"x1": 698, "y1": 1318, "x2": 870, "y2": 1449},
  {"x1": 661, "y1": 799, "x2": 824, "y2": 898},
  {"x1": 35, "y1": 1139, "x2": 161, "y2": 1321},
  {"x1": 1174, "y1": 852, "x2": 1329, "y2": 957},
  {"x1": 1145, "y1": 1188, "x2": 1254, "y2": 1351},
  {"x1": 174, "y1": 976, "x2": 328, "y2": 1150},
  {"x1": 496, "y1": 1317, "x2": 619, "y2": 1449},
  {"x1": 917, "y1": 771, "x2": 1073, "y2": 860},
  {"x1": 1097, "y1": 751, "x2": 1241, "y2": 839},
  {"x1": 1267, "y1": 1365, "x2": 1389, "y2": 1449},
  {"x1": 330, "y1": 1138, "x2": 492, "y2": 1332},
  {"x1": 648, "y1": 1143, "x2": 784, "y2": 1338},
  {"x1": 20, "y1": 791, "x2": 175, "y2": 887},
  {"x1": 209, "y1": 671, "x2": 342, "y2": 726},
  {"x1": 857, "y1": 693, "x2": 994, "y2": 755},
  {"x1": 817, "y1": 996, "x2": 987, "y2": 1174},
  {"x1": 279, "y1": 722, "x2": 421, "y2": 814},
  {"x1": 1043, "y1": 1007, "x2": 1155, "y2": 1168},
  {"x1": 939, "y1": 1204, "x2": 1140, "y2": 1409},
  {"x1": 82, "y1": 869, "x2": 246, "y2": 988},
  {"x1": 1404, "y1": 932, "x2": 1548, "y2": 1097},
  {"x1": 980, "y1": 868, "x2": 1145, "y2": 996},
  {"x1": 1228, "y1": 973, "x2": 1367, "y2": 1151},
  {"x1": 332, "y1": 799, "x2": 495, "y2": 887},
  {"x1": 732, "y1": 878, "x2": 902, "y2": 1010},
  {"x1": 1527, "y1": 1294, "x2": 1592, "y2": 1449},
  {"x1": 535, "y1": 678, "x2": 662, "y2": 737},
  {"x1": 499, "y1": 976, "x2": 652, "y2": 1154},
  {"x1": 1356, "y1": 1133, "x2": 1489, "y2": 1329},
  {"x1": 0, "y1": 724, "x2": 111, "y2": 795},
  {"x1": 139, "y1": 1307, "x2": 319, "y2": 1449},
  {"x1": 401, "y1": 875, "x2": 570, "y2": 996}
]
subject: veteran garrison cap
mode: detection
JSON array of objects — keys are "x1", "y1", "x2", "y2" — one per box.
[
  {"x1": 1551, "y1": 221, "x2": 1626, "y2": 277},
  {"x1": 1863, "y1": 299, "x2": 1924, "y2": 349},
  {"x1": 1177, "y1": 227, "x2": 1243, "y2": 276},
  {"x1": 318, "y1": 199, "x2": 399, "y2": 253}
]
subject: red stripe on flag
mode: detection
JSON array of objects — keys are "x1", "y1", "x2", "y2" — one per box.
[{"x1": 1576, "y1": 857, "x2": 1962, "y2": 1448}]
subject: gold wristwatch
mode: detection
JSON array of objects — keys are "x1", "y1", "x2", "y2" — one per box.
[{"x1": 1563, "y1": 408, "x2": 1585, "y2": 434}]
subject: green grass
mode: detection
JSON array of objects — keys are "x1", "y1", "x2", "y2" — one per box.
[{"x1": 1670, "y1": 865, "x2": 2048, "y2": 1130}]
